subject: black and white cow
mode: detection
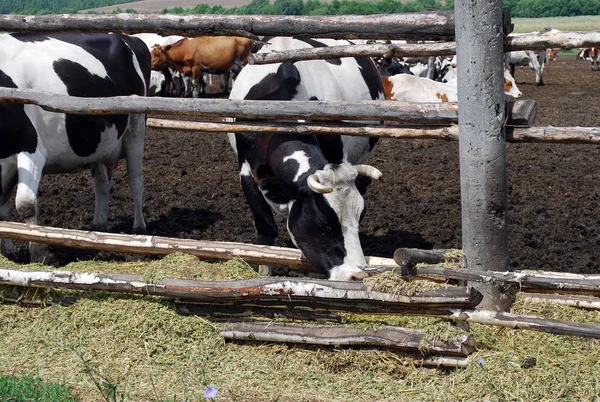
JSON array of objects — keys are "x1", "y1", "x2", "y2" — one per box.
[
  {"x1": 228, "y1": 37, "x2": 385, "y2": 281},
  {"x1": 0, "y1": 32, "x2": 150, "y2": 262}
]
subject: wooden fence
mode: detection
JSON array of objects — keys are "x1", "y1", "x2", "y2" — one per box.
[{"x1": 1, "y1": 6, "x2": 600, "y2": 365}]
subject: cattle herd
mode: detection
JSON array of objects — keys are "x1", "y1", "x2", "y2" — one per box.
[{"x1": 0, "y1": 30, "x2": 598, "y2": 280}]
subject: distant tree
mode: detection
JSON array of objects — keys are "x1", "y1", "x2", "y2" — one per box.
[{"x1": 273, "y1": 0, "x2": 304, "y2": 14}]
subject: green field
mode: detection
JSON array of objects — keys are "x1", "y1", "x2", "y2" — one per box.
[{"x1": 513, "y1": 14, "x2": 600, "y2": 33}]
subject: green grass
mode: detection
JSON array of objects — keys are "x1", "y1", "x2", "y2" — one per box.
[
  {"x1": 1, "y1": 253, "x2": 600, "y2": 401},
  {"x1": 513, "y1": 15, "x2": 600, "y2": 33},
  {"x1": 0, "y1": 375, "x2": 76, "y2": 402}
]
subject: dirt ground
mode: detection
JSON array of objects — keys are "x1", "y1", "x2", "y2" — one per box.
[{"x1": 9, "y1": 56, "x2": 600, "y2": 274}]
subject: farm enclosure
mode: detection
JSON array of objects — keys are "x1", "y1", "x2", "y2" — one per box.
[{"x1": 11, "y1": 55, "x2": 600, "y2": 276}]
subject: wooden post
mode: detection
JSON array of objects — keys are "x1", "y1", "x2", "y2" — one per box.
[{"x1": 455, "y1": 0, "x2": 510, "y2": 310}]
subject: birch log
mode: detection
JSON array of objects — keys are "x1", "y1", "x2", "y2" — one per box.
[
  {"x1": 405, "y1": 265, "x2": 600, "y2": 297},
  {"x1": 521, "y1": 294, "x2": 600, "y2": 311},
  {"x1": 0, "y1": 221, "x2": 396, "y2": 271},
  {"x1": 0, "y1": 13, "x2": 457, "y2": 41},
  {"x1": 220, "y1": 322, "x2": 476, "y2": 356},
  {"x1": 449, "y1": 310, "x2": 600, "y2": 339},
  {"x1": 0, "y1": 268, "x2": 483, "y2": 313}
]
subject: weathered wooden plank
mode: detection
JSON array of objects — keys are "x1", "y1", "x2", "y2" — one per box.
[
  {"x1": 0, "y1": 12, "x2": 457, "y2": 41},
  {"x1": 521, "y1": 293, "x2": 600, "y2": 311},
  {"x1": 508, "y1": 30, "x2": 600, "y2": 51},
  {"x1": 0, "y1": 87, "x2": 458, "y2": 125},
  {"x1": 148, "y1": 119, "x2": 600, "y2": 145},
  {"x1": 0, "y1": 222, "x2": 396, "y2": 271},
  {"x1": 404, "y1": 265, "x2": 600, "y2": 297},
  {"x1": 450, "y1": 310, "x2": 600, "y2": 339},
  {"x1": 220, "y1": 322, "x2": 476, "y2": 355},
  {"x1": 506, "y1": 100, "x2": 537, "y2": 127},
  {"x1": 0, "y1": 268, "x2": 483, "y2": 310},
  {"x1": 249, "y1": 42, "x2": 457, "y2": 65},
  {"x1": 147, "y1": 118, "x2": 461, "y2": 140},
  {"x1": 393, "y1": 248, "x2": 454, "y2": 274},
  {"x1": 507, "y1": 126, "x2": 600, "y2": 144}
]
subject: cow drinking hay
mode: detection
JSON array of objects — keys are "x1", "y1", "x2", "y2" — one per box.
[
  {"x1": 228, "y1": 37, "x2": 385, "y2": 281},
  {"x1": 0, "y1": 32, "x2": 150, "y2": 263}
]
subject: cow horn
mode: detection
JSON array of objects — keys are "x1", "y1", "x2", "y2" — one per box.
[
  {"x1": 356, "y1": 165, "x2": 382, "y2": 180},
  {"x1": 307, "y1": 174, "x2": 333, "y2": 194}
]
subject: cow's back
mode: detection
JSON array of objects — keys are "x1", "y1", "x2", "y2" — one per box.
[{"x1": 0, "y1": 33, "x2": 150, "y2": 172}]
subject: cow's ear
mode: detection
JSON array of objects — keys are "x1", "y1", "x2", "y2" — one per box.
[{"x1": 259, "y1": 177, "x2": 298, "y2": 204}]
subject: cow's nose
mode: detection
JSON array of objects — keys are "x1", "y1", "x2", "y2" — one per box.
[{"x1": 348, "y1": 270, "x2": 369, "y2": 281}]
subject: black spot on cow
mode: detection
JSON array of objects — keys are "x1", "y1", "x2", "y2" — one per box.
[
  {"x1": 245, "y1": 63, "x2": 300, "y2": 101},
  {"x1": 48, "y1": 33, "x2": 150, "y2": 96},
  {"x1": 316, "y1": 136, "x2": 344, "y2": 164},
  {"x1": 53, "y1": 59, "x2": 129, "y2": 157},
  {"x1": 297, "y1": 38, "x2": 342, "y2": 65},
  {"x1": 354, "y1": 56, "x2": 384, "y2": 101},
  {"x1": 0, "y1": 70, "x2": 37, "y2": 159},
  {"x1": 288, "y1": 190, "x2": 346, "y2": 275}
]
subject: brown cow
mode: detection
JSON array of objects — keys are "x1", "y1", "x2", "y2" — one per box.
[{"x1": 151, "y1": 36, "x2": 253, "y2": 96}]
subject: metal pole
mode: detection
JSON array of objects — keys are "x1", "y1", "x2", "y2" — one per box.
[{"x1": 455, "y1": 0, "x2": 511, "y2": 310}]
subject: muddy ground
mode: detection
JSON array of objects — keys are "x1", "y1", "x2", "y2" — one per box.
[{"x1": 9, "y1": 56, "x2": 600, "y2": 274}]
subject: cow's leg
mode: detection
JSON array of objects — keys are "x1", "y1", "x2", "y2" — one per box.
[
  {"x1": 0, "y1": 161, "x2": 18, "y2": 259},
  {"x1": 90, "y1": 162, "x2": 112, "y2": 232},
  {"x1": 219, "y1": 72, "x2": 230, "y2": 95},
  {"x1": 122, "y1": 113, "x2": 147, "y2": 234},
  {"x1": 15, "y1": 150, "x2": 54, "y2": 264},
  {"x1": 239, "y1": 159, "x2": 278, "y2": 276}
]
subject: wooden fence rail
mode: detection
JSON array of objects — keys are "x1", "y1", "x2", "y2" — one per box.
[
  {"x1": 148, "y1": 118, "x2": 600, "y2": 145},
  {"x1": 0, "y1": 12, "x2": 457, "y2": 40},
  {"x1": 0, "y1": 87, "x2": 458, "y2": 125},
  {"x1": 0, "y1": 268, "x2": 482, "y2": 314},
  {"x1": 248, "y1": 30, "x2": 600, "y2": 65},
  {"x1": 0, "y1": 222, "x2": 395, "y2": 271}
]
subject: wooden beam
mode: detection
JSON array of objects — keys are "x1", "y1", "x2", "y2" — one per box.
[
  {"x1": 147, "y1": 118, "x2": 461, "y2": 140},
  {"x1": 450, "y1": 310, "x2": 600, "y2": 339},
  {"x1": 403, "y1": 265, "x2": 600, "y2": 297},
  {"x1": 507, "y1": 30, "x2": 600, "y2": 52},
  {"x1": 148, "y1": 120, "x2": 600, "y2": 145},
  {"x1": 506, "y1": 100, "x2": 537, "y2": 128},
  {"x1": 521, "y1": 293, "x2": 600, "y2": 311},
  {"x1": 0, "y1": 87, "x2": 458, "y2": 125},
  {"x1": 0, "y1": 12, "x2": 457, "y2": 41},
  {"x1": 249, "y1": 42, "x2": 457, "y2": 65},
  {"x1": 0, "y1": 222, "x2": 396, "y2": 271},
  {"x1": 393, "y1": 248, "x2": 454, "y2": 274},
  {"x1": 0, "y1": 268, "x2": 483, "y2": 312},
  {"x1": 507, "y1": 126, "x2": 600, "y2": 144},
  {"x1": 220, "y1": 322, "x2": 476, "y2": 356}
]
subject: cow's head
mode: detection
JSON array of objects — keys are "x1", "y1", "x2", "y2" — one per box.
[
  {"x1": 150, "y1": 43, "x2": 181, "y2": 71},
  {"x1": 503, "y1": 69, "x2": 522, "y2": 99},
  {"x1": 260, "y1": 163, "x2": 382, "y2": 281}
]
